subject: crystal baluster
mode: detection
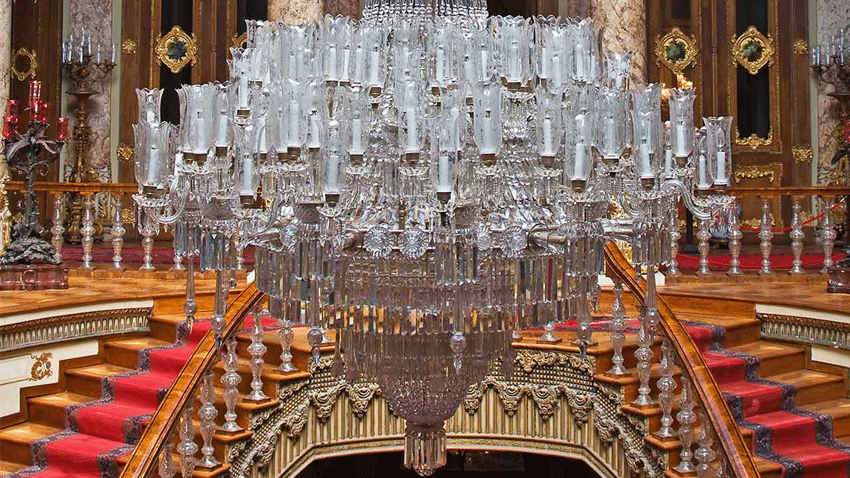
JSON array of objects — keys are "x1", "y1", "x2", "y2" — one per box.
[
  {"x1": 667, "y1": 211, "x2": 680, "y2": 275},
  {"x1": 655, "y1": 338, "x2": 676, "y2": 438},
  {"x1": 633, "y1": 269, "x2": 659, "y2": 406},
  {"x1": 279, "y1": 316, "x2": 297, "y2": 372},
  {"x1": 140, "y1": 224, "x2": 156, "y2": 272},
  {"x1": 675, "y1": 375, "x2": 697, "y2": 474},
  {"x1": 220, "y1": 336, "x2": 243, "y2": 433},
  {"x1": 171, "y1": 246, "x2": 185, "y2": 271},
  {"x1": 727, "y1": 205, "x2": 743, "y2": 276},
  {"x1": 197, "y1": 369, "x2": 219, "y2": 468},
  {"x1": 246, "y1": 313, "x2": 269, "y2": 401},
  {"x1": 157, "y1": 436, "x2": 175, "y2": 478},
  {"x1": 176, "y1": 405, "x2": 198, "y2": 478},
  {"x1": 696, "y1": 216, "x2": 711, "y2": 275},
  {"x1": 80, "y1": 195, "x2": 95, "y2": 270},
  {"x1": 50, "y1": 194, "x2": 65, "y2": 261},
  {"x1": 694, "y1": 410, "x2": 717, "y2": 478},
  {"x1": 788, "y1": 197, "x2": 805, "y2": 274},
  {"x1": 758, "y1": 197, "x2": 774, "y2": 275},
  {"x1": 821, "y1": 198, "x2": 837, "y2": 274},
  {"x1": 111, "y1": 206, "x2": 126, "y2": 270},
  {"x1": 607, "y1": 279, "x2": 627, "y2": 376}
]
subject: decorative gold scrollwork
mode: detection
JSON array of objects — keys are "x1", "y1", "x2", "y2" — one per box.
[
  {"x1": 735, "y1": 128, "x2": 774, "y2": 149},
  {"x1": 122, "y1": 39, "x2": 137, "y2": 55},
  {"x1": 29, "y1": 352, "x2": 52, "y2": 381},
  {"x1": 655, "y1": 27, "x2": 698, "y2": 76},
  {"x1": 733, "y1": 162, "x2": 783, "y2": 185},
  {"x1": 10, "y1": 48, "x2": 37, "y2": 82},
  {"x1": 155, "y1": 26, "x2": 198, "y2": 74},
  {"x1": 117, "y1": 143, "x2": 135, "y2": 163},
  {"x1": 794, "y1": 40, "x2": 808, "y2": 55},
  {"x1": 792, "y1": 146, "x2": 814, "y2": 164},
  {"x1": 731, "y1": 26, "x2": 775, "y2": 75}
]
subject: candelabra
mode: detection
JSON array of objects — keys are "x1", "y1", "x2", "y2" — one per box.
[
  {"x1": 133, "y1": 5, "x2": 734, "y2": 474},
  {"x1": 1, "y1": 88, "x2": 69, "y2": 290},
  {"x1": 61, "y1": 32, "x2": 116, "y2": 243}
]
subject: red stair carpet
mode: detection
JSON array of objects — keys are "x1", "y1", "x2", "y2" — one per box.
[
  {"x1": 686, "y1": 321, "x2": 850, "y2": 478},
  {"x1": 8, "y1": 315, "x2": 276, "y2": 478}
]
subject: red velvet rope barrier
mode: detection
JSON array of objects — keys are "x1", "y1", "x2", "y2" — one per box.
[{"x1": 739, "y1": 198, "x2": 846, "y2": 233}]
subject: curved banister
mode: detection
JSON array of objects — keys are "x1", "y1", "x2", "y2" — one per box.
[
  {"x1": 120, "y1": 282, "x2": 264, "y2": 477},
  {"x1": 604, "y1": 242, "x2": 761, "y2": 478}
]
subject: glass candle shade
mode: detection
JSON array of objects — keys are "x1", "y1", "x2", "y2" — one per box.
[
  {"x1": 285, "y1": 79, "x2": 307, "y2": 149},
  {"x1": 347, "y1": 91, "x2": 369, "y2": 157},
  {"x1": 235, "y1": 122, "x2": 258, "y2": 197},
  {"x1": 177, "y1": 84, "x2": 217, "y2": 156},
  {"x1": 322, "y1": 16, "x2": 352, "y2": 82},
  {"x1": 631, "y1": 84, "x2": 663, "y2": 180},
  {"x1": 133, "y1": 121, "x2": 174, "y2": 189},
  {"x1": 56, "y1": 117, "x2": 69, "y2": 141},
  {"x1": 703, "y1": 116, "x2": 733, "y2": 187},
  {"x1": 398, "y1": 77, "x2": 423, "y2": 154},
  {"x1": 427, "y1": 19, "x2": 461, "y2": 89},
  {"x1": 470, "y1": 29, "x2": 495, "y2": 84},
  {"x1": 494, "y1": 16, "x2": 532, "y2": 86},
  {"x1": 472, "y1": 79, "x2": 502, "y2": 157},
  {"x1": 596, "y1": 87, "x2": 628, "y2": 163},
  {"x1": 694, "y1": 128, "x2": 713, "y2": 190},
  {"x1": 230, "y1": 48, "x2": 253, "y2": 112},
  {"x1": 136, "y1": 88, "x2": 163, "y2": 125},
  {"x1": 213, "y1": 84, "x2": 231, "y2": 150},
  {"x1": 606, "y1": 51, "x2": 633, "y2": 90},
  {"x1": 536, "y1": 20, "x2": 570, "y2": 92},
  {"x1": 668, "y1": 88, "x2": 696, "y2": 159},
  {"x1": 572, "y1": 20, "x2": 597, "y2": 83}
]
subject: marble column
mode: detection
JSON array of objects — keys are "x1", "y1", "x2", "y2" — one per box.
[
  {"x1": 0, "y1": 0, "x2": 12, "y2": 252},
  {"x1": 69, "y1": 0, "x2": 113, "y2": 183},
  {"x1": 816, "y1": 0, "x2": 850, "y2": 185},
  {"x1": 591, "y1": 0, "x2": 647, "y2": 85},
  {"x1": 268, "y1": 0, "x2": 323, "y2": 24}
]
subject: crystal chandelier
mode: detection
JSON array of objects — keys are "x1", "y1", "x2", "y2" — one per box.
[{"x1": 132, "y1": 1, "x2": 734, "y2": 475}]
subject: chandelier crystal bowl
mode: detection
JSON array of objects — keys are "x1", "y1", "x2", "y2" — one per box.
[{"x1": 133, "y1": 2, "x2": 735, "y2": 474}]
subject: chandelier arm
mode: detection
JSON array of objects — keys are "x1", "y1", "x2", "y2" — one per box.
[{"x1": 661, "y1": 179, "x2": 713, "y2": 221}]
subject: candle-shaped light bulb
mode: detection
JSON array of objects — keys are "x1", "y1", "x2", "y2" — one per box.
[
  {"x1": 308, "y1": 110, "x2": 321, "y2": 149},
  {"x1": 341, "y1": 46, "x2": 351, "y2": 82},
  {"x1": 542, "y1": 116, "x2": 554, "y2": 156},
  {"x1": 328, "y1": 44, "x2": 338, "y2": 80},
  {"x1": 241, "y1": 153, "x2": 254, "y2": 195},
  {"x1": 438, "y1": 152, "x2": 451, "y2": 192},
  {"x1": 540, "y1": 46, "x2": 549, "y2": 79},
  {"x1": 289, "y1": 99, "x2": 300, "y2": 147},
  {"x1": 436, "y1": 45, "x2": 446, "y2": 83},
  {"x1": 354, "y1": 46, "x2": 364, "y2": 84},
  {"x1": 351, "y1": 116, "x2": 363, "y2": 154},
  {"x1": 195, "y1": 109, "x2": 207, "y2": 154},
  {"x1": 575, "y1": 42, "x2": 586, "y2": 78},
  {"x1": 369, "y1": 46, "x2": 380, "y2": 86},
  {"x1": 482, "y1": 109, "x2": 494, "y2": 154},
  {"x1": 406, "y1": 107, "x2": 418, "y2": 152},
  {"x1": 147, "y1": 124, "x2": 161, "y2": 185},
  {"x1": 508, "y1": 40, "x2": 521, "y2": 82}
]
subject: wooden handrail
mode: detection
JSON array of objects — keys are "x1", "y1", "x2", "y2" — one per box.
[
  {"x1": 604, "y1": 243, "x2": 761, "y2": 478},
  {"x1": 727, "y1": 186, "x2": 850, "y2": 197},
  {"x1": 4, "y1": 181, "x2": 139, "y2": 194},
  {"x1": 120, "y1": 282, "x2": 264, "y2": 477}
]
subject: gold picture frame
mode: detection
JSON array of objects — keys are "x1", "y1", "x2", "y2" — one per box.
[
  {"x1": 10, "y1": 48, "x2": 37, "y2": 82},
  {"x1": 731, "y1": 26, "x2": 775, "y2": 75},
  {"x1": 655, "y1": 27, "x2": 698, "y2": 76},
  {"x1": 155, "y1": 25, "x2": 199, "y2": 74}
]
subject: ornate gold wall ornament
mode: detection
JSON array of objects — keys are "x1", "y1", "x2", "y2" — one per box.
[
  {"x1": 655, "y1": 27, "x2": 698, "y2": 76},
  {"x1": 117, "y1": 143, "x2": 135, "y2": 163},
  {"x1": 121, "y1": 39, "x2": 137, "y2": 55},
  {"x1": 742, "y1": 217, "x2": 774, "y2": 229},
  {"x1": 732, "y1": 26, "x2": 775, "y2": 75},
  {"x1": 232, "y1": 32, "x2": 248, "y2": 50},
  {"x1": 29, "y1": 352, "x2": 52, "y2": 381},
  {"x1": 733, "y1": 163, "x2": 783, "y2": 185},
  {"x1": 793, "y1": 146, "x2": 814, "y2": 163},
  {"x1": 10, "y1": 48, "x2": 37, "y2": 82},
  {"x1": 735, "y1": 128, "x2": 774, "y2": 149},
  {"x1": 154, "y1": 26, "x2": 199, "y2": 74},
  {"x1": 794, "y1": 40, "x2": 808, "y2": 55}
]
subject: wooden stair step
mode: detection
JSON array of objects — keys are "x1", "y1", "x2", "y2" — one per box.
[
  {"x1": 799, "y1": 398, "x2": 850, "y2": 438},
  {"x1": 0, "y1": 422, "x2": 61, "y2": 465},
  {"x1": 754, "y1": 456, "x2": 783, "y2": 478},
  {"x1": 104, "y1": 336, "x2": 173, "y2": 369},
  {"x1": 727, "y1": 341, "x2": 806, "y2": 377},
  {"x1": 763, "y1": 369, "x2": 846, "y2": 406},
  {"x1": 147, "y1": 311, "x2": 212, "y2": 342},
  {"x1": 27, "y1": 391, "x2": 93, "y2": 429},
  {"x1": 0, "y1": 459, "x2": 26, "y2": 474},
  {"x1": 65, "y1": 363, "x2": 135, "y2": 398},
  {"x1": 672, "y1": 312, "x2": 761, "y2": 348}
]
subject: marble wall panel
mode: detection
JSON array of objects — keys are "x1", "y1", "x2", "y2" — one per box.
[
  {"x1": 69, "y1": 0, "x2": 113, "y2": 182},
  {"x1": 591, "y1": 0, "x2": 646, "y2": 84},
  {"x1": 816, "y1": 0, "x2": 850, "y2": 184},
  {"x1": 269, "y1": 0, "x2": 323, "y2": 24}
]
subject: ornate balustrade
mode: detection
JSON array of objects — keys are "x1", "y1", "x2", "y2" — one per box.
[
  {"x1": 672, "y1": 186, "x2": 850, "y2": 278},
  {"x1": 119, "y1": 243, "x2": 752, "y2": 478},
  {"x1": 2, "y1": 181, "x2": 156, "y2": 271}
]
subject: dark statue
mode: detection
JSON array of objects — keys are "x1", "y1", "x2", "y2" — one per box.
[{"x1": 1, "y1": 122, "x2": 65, "y2": 266}]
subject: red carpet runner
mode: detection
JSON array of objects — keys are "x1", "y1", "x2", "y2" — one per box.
[
  {"x1": 686, "y1": 322, "x2": 850, "y2": 478},
  {"x1": 10, "y1": 315, "x2": 274, "y2": 478}
]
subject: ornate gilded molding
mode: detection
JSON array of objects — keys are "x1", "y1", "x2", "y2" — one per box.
[
  {"x1": 794, "y1": 40, "x2": 808, "y2": 55},
  {"x1": 232, "y1": 32, "x2": 248, "y2": 50},
  {"x1": 154, "y1": 26, "x2": 198, "y2": 74},
  {"x1": 731, "y1": 26, "x2": 775, "y2": 75},
  {"x1": 793, "y1": 146, "x2": 814, "y2": 164},
  {"x1": 733, "y1": 162, "x2": 783, "y2": 185},
  {"x1": 655, "y1": 27, "x2": 698, "y2": 76},
  {"x1": 29, "y1": 352, "x2": 52, "y2": 381},
  {"x1": 759, "y1": 313, "x2": 850, "y2": 350},
  {"x1": 122, "y1": 39, "x2": 137, "y2": 55},
  {"x1": 10, "y1": 47, "x2": 37, "y2": 82},
  {"x1": 735, "y1": 128, "x2": 774, "y2": 150},
  {"x1": 0, "y1": 307, "x2": 152, "y2": 352},
  {"x1": 117, "y1": 143, "x2": 135, "y2": 163}
]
